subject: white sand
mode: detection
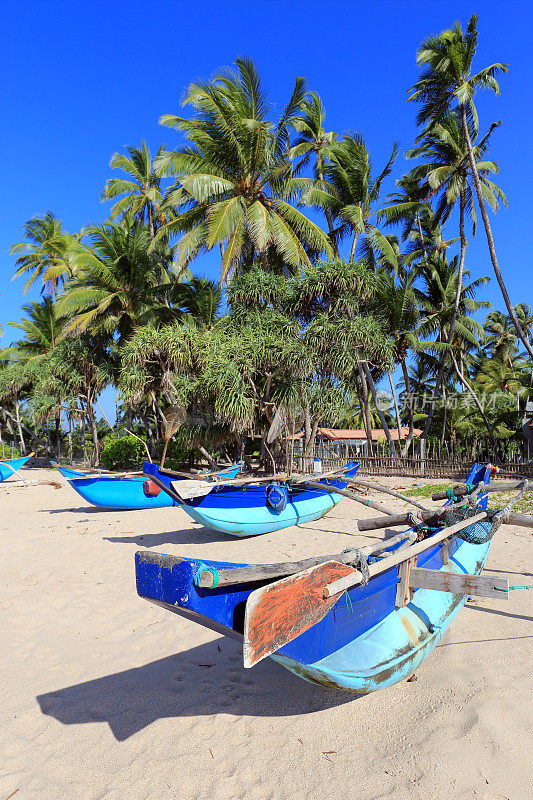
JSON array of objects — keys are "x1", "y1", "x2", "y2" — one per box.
[{"x1": 1, "y1": 468, "x2": 531, "y2": 800}]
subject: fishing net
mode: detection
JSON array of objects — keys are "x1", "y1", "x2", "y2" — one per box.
[{"x1": 442, "y1": 505, "x2": 497, "y2": 545}]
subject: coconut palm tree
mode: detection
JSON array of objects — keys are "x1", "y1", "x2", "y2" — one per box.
[
  {"x1": 57, "y1": 220, "x2": 174, "y2": 342},
  {"x1": 10, "y1": 212, "x2": 79, "y2": 296},
  {"x1": 302, "y1": 133, "x2": 398, "y2": 267},
  {"x1": 101, "y1": 141, "x2": 165, "y2": 239},
  {"x1": 416, "y1": 254, "x2": 496, "y2": 446},
  {"x1": 154, "y1": 57, "x2": 333, "y2": 280},
  {"x1": 408, "y1": 14, "x2": 533, "y2": 360},
  {"x1": 407, "y1": 112, "x2": 506, "y2": 366},
  {"x1": 289, "y1": 92, "x2": 338, "y2": 248},
  {"x1": 373, "y1": 272, "x2": 423, "y2": 454},
  {"x1": 8, "y1": 297, "x2": 64, "y2": 363}
]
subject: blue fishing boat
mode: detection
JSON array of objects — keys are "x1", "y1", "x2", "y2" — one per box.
[
  {"x1": 0, "y1": 453, "x2": 33, "y2": 482},
  {"x1": 61, "y1": 462, "x2": 244, "y2": 510},
  {"x1": 135, "y1": 464, "x2": 515, "y2": 693},
  {"x1": 143, "y1": 461, "x2": 360, "y2": 536}
]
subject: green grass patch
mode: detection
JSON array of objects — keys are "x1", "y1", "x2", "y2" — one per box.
[{"x1": 403, "y1": 483, "x2": 450, "y2": 498}]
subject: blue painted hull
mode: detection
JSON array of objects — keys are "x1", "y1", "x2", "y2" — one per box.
[
  {"x1": 54, "y1": 465, "x2": 89, "y2": 478},
  {"x1": 65, "y1": 463, "x2": 244, "y2": 509},
  {"x1": 144, "y1": 461, "x2": 360, "y2": 536},
  {"x1": 0, "y1": 454, "x2": 33, "y2": 482},
  {"x1": 135, "y1": 464, "x2": 492, "y2": 692}
]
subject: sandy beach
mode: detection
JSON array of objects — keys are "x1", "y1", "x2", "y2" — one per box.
[{"x1": 1, "y1": 468, "x2": 531, "y2": 800}]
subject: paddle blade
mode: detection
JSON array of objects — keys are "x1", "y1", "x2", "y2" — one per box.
[{"x1": 243, "y1": 560, "x2": 357, "y2": 668}]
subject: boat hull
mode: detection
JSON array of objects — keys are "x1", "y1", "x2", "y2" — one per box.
[
  {"x1": 182, "y1": 489, "x2": 342, "y2": 536},
  {"x1": 270, "y1": 536, "x2": 490, "y2": 692},
  {"x1": 0, "y1": 454, "x2": 32, "y2": 482},
  {"x1": 66, "y1": 464, "x2": 244, "y2": 510},
  {"x1": 145, "y1": 461, "x2": 360, "y2": 536}
]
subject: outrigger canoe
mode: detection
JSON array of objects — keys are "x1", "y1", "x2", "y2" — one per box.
[
  {"x1": 0, "y1": 454, "x2": 33, "y2": 482},
  {"x1": 135, "y1": 463, "x2": 516, "y2": 693},
  {"x1": 59, "y1": 462, "x2": 244, "y2": 510},
  {"x1": 143, "y1": 461, "x2": 360, "y2": 536}
]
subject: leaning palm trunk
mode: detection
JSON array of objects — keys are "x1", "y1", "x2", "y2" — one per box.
[
  {"x1": 416, "y1": 348, "x2": 447, "y2": 451},
  {"x1": 400, "y1": 361, "x2": 415, "y2": 457},
  {"x1": 14, "y1": 399, "x2": 27, "y2": 455},
  {"x1": 355, "y1": 358, "x2": 373, "y2": 448},
  {"x1": 460, "y1": 103, "x2": 533, "y2": 360},
  {"x1": 361, "y1": 362, "x2": 398, "y2": 462},
  {"x1": 388, "y1": 372, "x2": 403, "y2": 444},
  {"x1": 418, "y1": 194, "x2": 468, "y2": 450}
]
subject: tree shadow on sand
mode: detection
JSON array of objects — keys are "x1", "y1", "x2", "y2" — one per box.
[{"x1": 36, "y1": 638, "x2": 354, "y2": 741}]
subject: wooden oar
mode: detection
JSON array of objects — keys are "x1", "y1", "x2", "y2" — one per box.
[{"x1": 242, "y1": 512, "x2": 487, "y2": 668}]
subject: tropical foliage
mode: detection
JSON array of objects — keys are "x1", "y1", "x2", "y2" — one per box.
[{"x1": 2, "y1": 16, "x2": 531, "y2": 466}]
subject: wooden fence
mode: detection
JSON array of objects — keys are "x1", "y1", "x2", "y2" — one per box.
[{"x1": 292, "y1": 443, "x2": 533, "y2": 480}]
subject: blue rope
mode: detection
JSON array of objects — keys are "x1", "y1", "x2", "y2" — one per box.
[
  {"x1": 495, "y1": 584, "x2": 533, "y2": 591},
  {"x1": 193, "y1": 562, "x2": 220, "y2": 588}
]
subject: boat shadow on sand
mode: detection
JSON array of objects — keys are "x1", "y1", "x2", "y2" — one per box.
[
  {"x1": 104, "y1": 527, "x2": 232, "y2": 546},
  {"x1": 36, "y1": 638, "x2": 354, "y2": 741}
]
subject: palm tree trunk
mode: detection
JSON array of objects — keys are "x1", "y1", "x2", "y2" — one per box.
[
  {"x1": 355, "y1": 359, "x2": 373, "y2": 448},
  {"x1": 388, "y1": 372, "x2": 403, "y2": 444},
  {"x1": 416, "y1": 212, "x2": 428, "y2": 262},
  {"x1": 349, "y1": 232, "x2": 359, "y2": 262},
  {"x1": 86, "y1": 401, "x2": 100, "y2": 466},
  {"x1": 400, "y1": 361, "x2": 415, "y2": 457},
  {"x1": 14, "y1": 399, "x2": 26, "y2": 455},
  {"x1": 318, "y1": 167, "x2": 339, "y2": 256},
  {"x1": 416, "y1": 349, "x2": 447, "y2": 450},
  {"x1": 362, "y1": 362, "x2": 398, "y2": 462},
  {"x1": 460, "y1": 103, "x2": 533, "y2": 360}
]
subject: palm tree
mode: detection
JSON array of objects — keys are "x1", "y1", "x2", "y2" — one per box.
[
  {"x1": 8, "y1": 297, "x2": 64, "y2": 362},
  {"x1": 302, "y1": 133, "x2": 398, "y2": 266},
  {"x1": 101, "y1": 141, "x2": 165, "y2": 239},
  {"x1": 289, "y1": 92, "x2": 337, "y2": 247},
  {"x1": 57, "y1": 220, "x2": 174, "y2": 342},
  {"x1": 10, "y1": 212, "x2": 78, "y2": 295},
  {"x1": 166, "y1": 277, "x2": 222, "y2": 329},
  {"x1": 373, "y1": 272, "x2": 422, "y2": 454},
  {"x1": 407, "y1": 111, "x2": 506, "y2": 362},
  {"x1": 408, "y1": 14, "x2": 533, "y2": 360},
  {"x1": 416, "y1": 254, "x2": 495, "y2": 446},
  {"x1": 154, "y1": 58, "x2": 333, "y2": 280}
]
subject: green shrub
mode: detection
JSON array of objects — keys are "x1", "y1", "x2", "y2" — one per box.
[{"x1": 100, "y1": 435, "x2": 146, "y2": 470}]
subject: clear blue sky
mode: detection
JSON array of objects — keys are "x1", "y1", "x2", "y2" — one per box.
[{"x1": 1, "y1": 0, "x2": 531, "y2": 417}]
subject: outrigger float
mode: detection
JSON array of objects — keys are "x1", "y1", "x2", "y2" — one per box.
[
  {"x1": 54, "y1": 461, "x2": 244, "y2": 510},
  {"x1": 135, "y1": 464, "x2": 533, "y2": 693},
  {"x1": 142, "y1": 461, "x2": 360, "y2": 536}
]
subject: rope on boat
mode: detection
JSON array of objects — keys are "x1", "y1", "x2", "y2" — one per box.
[
  {"x1": 446, "y1": 483, "x2": 476, "y2": 503},
  {"x1": 341, "y1": 547, "x2": 370, "y2": 585},
  {"x1": 495, "y1": 584, "x2": 533, "y2": 591},
  {"x1": 193, "y1": 563, "x2": 220, "y2": 589}
]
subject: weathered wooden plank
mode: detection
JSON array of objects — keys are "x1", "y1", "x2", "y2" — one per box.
[
  {"x1": 197, "y1": 530, "x2": 412, "y2": 588},
  {"x1": 409, "y1": 568, "x2": 509, "y2": 599},
  {"x1": 395, "y1": 558, "x2": 415, "y2": 608}
]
